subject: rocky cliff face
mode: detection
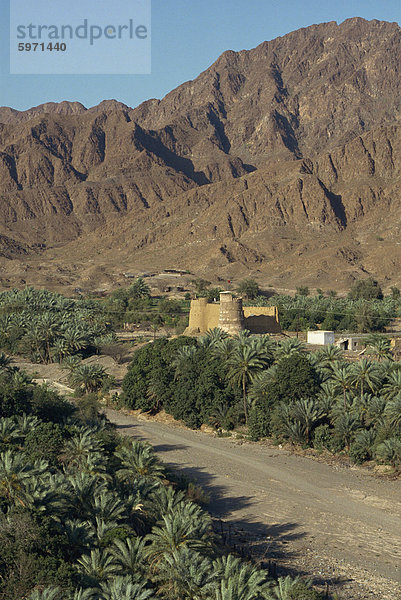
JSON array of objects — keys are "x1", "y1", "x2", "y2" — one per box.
[{"x1": 1, "y1": 17, "x2": 401, "y2": 290}]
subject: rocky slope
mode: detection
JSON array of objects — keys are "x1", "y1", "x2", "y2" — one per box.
[{"x1": 1, "y1": 17, "x2": 401, "y2": 292}]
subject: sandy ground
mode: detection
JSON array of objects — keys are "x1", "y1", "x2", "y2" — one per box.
[{"x1": 106, "y1": 409, "x2": 401, "y2": 600}]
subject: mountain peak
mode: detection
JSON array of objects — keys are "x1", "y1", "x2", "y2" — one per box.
[{"x1": 2, "y1": 19, "x2": 401, "y2": 291}]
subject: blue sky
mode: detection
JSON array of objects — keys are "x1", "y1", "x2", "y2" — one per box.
[{"x1": 1, "y1": 0, "x2": 400, "y2": 111}]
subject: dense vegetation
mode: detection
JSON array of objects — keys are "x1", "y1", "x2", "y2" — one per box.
[
  {"x1": 0, "y1": 362, "x2": 323, "y2": 599},
  {"x1": 0, "y1": 282, "x2": 189, "y2": 366},
  {"x1": 122, "y1": 331, "x2": 401, "y2": 470},
  {"x1": 122, "y1": 334, "x2": 243, "y2": 430},
  {"x1": 198, "y1": 276, "x2": 399, "y2": 333},
  {"x1": 0, "y1": 287, "x2": 111, "y2": 364},
  {"x1": 0, "y1": 278, "x2": 399, "y2": 597},
  {"x1": 101, "y1": 278, "x2": 189, "y2": 332},
  {"x1": 253, "y1": 290, "x2": 397, "y2": 333}
]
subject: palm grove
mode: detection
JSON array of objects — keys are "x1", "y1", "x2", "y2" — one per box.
[
  {"x1": 122, "y1": 331, "x2": 401, "y2": 469},
  {"x1": 0, "y1": 280, "x2": 401, "y2": 597},
  {"x1": 0, "y1": 354, "x2": 322, "y2": 599}
]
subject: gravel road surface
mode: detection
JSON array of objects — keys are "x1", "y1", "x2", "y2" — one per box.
[{"x1": 106, "y1": 409, "x2": 401, "y2": 600}]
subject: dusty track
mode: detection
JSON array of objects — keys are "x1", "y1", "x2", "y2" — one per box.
[{"x1": 106, "y1": 409, "x2": 401, "y2": 600}]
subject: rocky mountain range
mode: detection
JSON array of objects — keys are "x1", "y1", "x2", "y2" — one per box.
[{"x1": 1, "y1": 16, "x2": 401, "y2": 292}]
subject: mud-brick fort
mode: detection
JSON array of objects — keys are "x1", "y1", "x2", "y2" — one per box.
[{"x1": 185, "y1": 292, "x2": 281, "y2": 336}]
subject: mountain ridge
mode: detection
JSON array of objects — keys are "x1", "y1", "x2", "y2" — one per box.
[{"x1": 1, "y1": 17, "x2": 401, "y2": 292}]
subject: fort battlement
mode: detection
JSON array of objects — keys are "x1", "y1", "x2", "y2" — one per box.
[{"x1": 185, "y1": 292, "x2": 280, "y2": 336}]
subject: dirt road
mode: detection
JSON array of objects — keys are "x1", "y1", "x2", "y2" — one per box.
[{"x1": 106, "y1": 409, "x2": 401, "y2": 600}]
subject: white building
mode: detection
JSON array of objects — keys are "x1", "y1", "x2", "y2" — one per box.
[
  {"x1": 335, "y1": 337, "x2": 360, "y2": 352},
  {"x1": 307, "y1": 330, "x2": 335, "y2": 345}
]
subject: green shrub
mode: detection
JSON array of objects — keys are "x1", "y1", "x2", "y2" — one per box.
[
  {"x1": 313, "y1": 424, "x2": 335, "y2": 452},
  {"x1": 0, "y1": 377, "x2": 32, "y2": 417},
  {"x1": 349, "y1": 429, "x2": 376, "y2": 464},
  {"x1": 24, "y1": 422, "x2": 64, "y2": 465},
  {"x1": 237, "y1": 278, "x2": 260, "y2": 299},
  {"x1": 122, "y1": 337, "x2": 194, "y2": 411},
  {"x1": 287, "y1": 579, "x2": 324, "y2": 599},
  {"x1": 376, "y1": 438, "x2": 401, "y2": 470},
  {"x1": 267, "y1": 354, "x2": 321, "y2": 405},
  {"x1": 248, "y1": 401, "x2": 271, "y2": 441},
  {"x1": 31, "y1": 386, "x2": 74, "y2": 423},
  {"x1": 348, "y1": 277, "x2": 383, "y2": 300}
]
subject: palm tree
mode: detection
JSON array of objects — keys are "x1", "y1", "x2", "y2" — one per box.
[
  {"x1": 330, "y1": 363, "x2": 353, "y2": 410},
  {"x1": 61, "y1": 519, "x2": 94, "y2": 559},
  {"x1": 62, "y1": 430, "x2": 103, "y2": 470},
  {"x1": 76, "y1": 548, "x2": 119, "y2": 584},
  {"x1": 149, "y1": 486, "x2": 186, "y2": 521},
  {"x1": 210, "y1": 337, "x2": 235, "y2": 363},
  {"x1": 17, "y1": 414, "x2": 40, "y2": 436},
  {"x1": 70, "y1": 364, "x2": 107, "y2": 394},
  {"x1": 333, "y1": 412, "x2": 360, "y2": 451},
  {"x1": 203, "y1": 327, "x2": 229, "y2": 345},
  {"x1": 172, "y1": 346, "x2": 198, "y2": 378},
  {"x1": 226, "y1": 340, "x2": 267, "y2": 423},
  {"x1": 62, "y1": 354, "x2": 83, "y2": 373},
  {"x1": 98, "y1": 577, "x2": 155, "y2": 600},
  {"x1": 129, "y1": 277, "x2": 151, "y2": 298},
  {"x1": 291, "y1": 398, "x2": 323, "y2": 445},
  {"x1": 364, "y1": 334, "x2": 392, "y2": 362},
  {"x1": 350, "y1": 429, "x2": 377, "y2": 463},
  {"x1": 317, "y1": 381, "x2": 339, "y2": 417},
  {"x1": 65, "y1": 472, "x2": 109, "y2": 520},
  {"x1": 273, "y1": 403, "x2": 305, "y2": 445},
  {"x1": 314, "y1": 344, "x2": 344, "y2": 370},
  {"x1": 274, "y1": 338, "x2": 306, "y2": 362},
  {"x1": 377, "y1": 358, "x2": 399, "y2": 379},
  {"x1": 0, "y1": 450, "x2": 37, "y2": 506},
  {"x1": 89, "y1": 515, "x2": 121, "y2": 548},
  {"x1": 212, "y1": 555, "x2": 268, "y2": 600},
  {"x1": 208, "y1": 402, "x2": 237, "y2": 430},
  {"x1": 27, "y1": 587, "x2": 62, "y2": 600},
  {"x1": 150, "y1": 314, "x2": 164, "y2": 340},
  {"x1": 70, "y1": 451, "x2": 109, "y2": 481},
  {"x1": 382, "y1": 370, "x2": 401, "y2": 401},
  {"x1": 384, "y1": 396, "x2": 401, "y2": 431},
  {"x1": 350, "y1": 359, "x2": 381, "y2": 401},
  {"x1": 0, "y1": 351, "x2": 12, "y2": 373},
  {"x1": 375, "y1": 438, "x2": 401, "y2": 470},
  {"x1": 23, "y1": 477, "x2": 67, "y2": 517},
  {"x1": 365, "y1": 396, "x2": 386, "y2": 428},
  {"x1": 154, "y1": 546, "x2": 213, "y2": 600},
  {"x1": 86, "y1": 453, "x2": 113, "y2": 481},
  {"x1": 111, "y1": 537, "x2": 147, "y2": 577},
  {"x1": 10, "y1": 368, "x2": 33, "y2": 386},
  {"x1": 62, "y1": 328, "x2": 89, "y2": 355},
  {"x1": 91, "y1": 492, "x2": 127, "y2": 523},
  {"x1": 145, "y1": 503, "x2": 213, "y2": 567},
  {"x1": 21, "y1": 325, "x2": 47, "y2": 362},
  {"x1": 37, "y1": 313, "x2": 60, "y2": 363},
  {"x1": 252, "y1": 335, "x2": 276, "y2": 364},
  {"x1": 266, "y1": 575, "x2": 312, "y2": 600},
  {"x1": 70, "y1": 589, "x2": 98, "y2": 600},
  {"x1": 51, "y1": 338, "x2": 70, "y2": 363},
  {"x1": 0, "y1": 417, "x2": 20, "y2": 448},
  {"x1": 115, "y1": 441, "x2": 165, "y2": 481}
]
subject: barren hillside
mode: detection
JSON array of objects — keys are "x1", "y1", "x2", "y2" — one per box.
[{"x1": 1, "y1": 17, "x2": 401, "y2": 292}]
